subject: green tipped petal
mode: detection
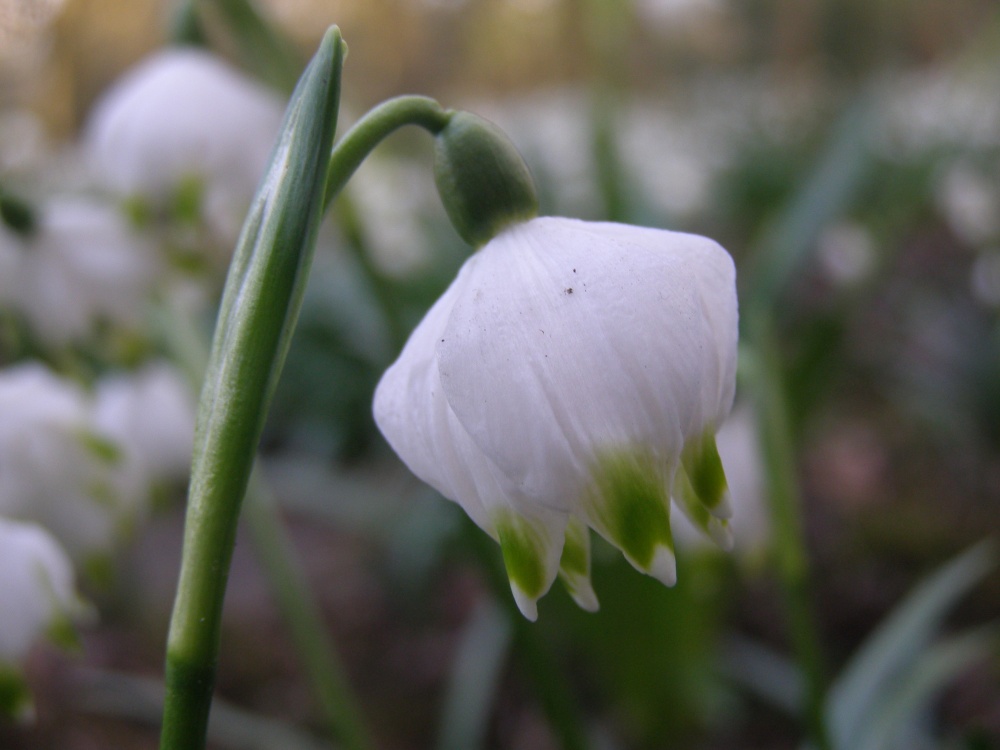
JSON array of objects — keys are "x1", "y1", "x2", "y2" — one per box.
[
  {"x1": 495, "y1": 511, "x2": 554, "y2": 621},
  {"x1": 586, "y1": 449, "x2": 676, "y2": 586},
  {"x1": 558, "y1": 517, "x2": 599, "y2": 612},
  {"x1": 682, "y1": 429, "x2": 732, "y2": 519},
  {"x1": 673, "y1": 466, "x2": 734, "y2": 551}
]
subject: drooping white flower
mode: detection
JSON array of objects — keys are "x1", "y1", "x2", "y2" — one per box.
[
  {"x1": 83, "y1": 47, "x2": 285, "y2": 249},
  {"x1": 0, "y1": 516, "x2": 86, "y2": 664},
  {"x1": 374, "y1": 216, "x2": 738, "y2": 619},
  {"x1": 0, "y1": 364, "x2": 140, "y2": 562},
  {"x1": 0, "y1": 196, "x2": 157, "y2": 343},
  {"x1": 0, "y1": 515, "x2": 88, "y2": 719},
  {"x1": 91, "y1": 362, "x2": 196, "y2": 485}
]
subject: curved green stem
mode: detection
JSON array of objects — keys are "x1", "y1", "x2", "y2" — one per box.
[
  {"x1": 243, "y1": 471, "x2": 372, "y2": 749},
  {"x1": 152, "y1": 296, "x2": 374, "y2": 750},
  {"x1": 746, "y1": 310, "x2": 832, "y2": 750},
  {"x1": 324, "y1": 95, "x2": 452, "y2": 210},
  {"x1": 160, "y1": 28, "x2": 344, "y2": 750}
]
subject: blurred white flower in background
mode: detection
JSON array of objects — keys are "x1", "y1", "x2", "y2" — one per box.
[
  {"x1": 83, "y1": 47, "x2": 285, "y2": 254},
  {"x1": 375, "y1": 216, "x2": 738, "y2": 619},
  {"x1": 878, "y1": 67, "x2": 1000, "y2": 158},
  {"x1": 91, "y1": 361, "x2": 196, "y2": 485},
  {"x1": 348, "y1": 156, "x2": 438, "y2": 277},
  {"x1": 0, "y1": 362, "x2": 195, "y2": 565},
  {"x1": 0, "y1": 363, "x2": 129, "y2": 561},
  {"x1": 0, "y1": 196, "x2": 157, "y2": 343},
  {"x1": 936, "y1": 162, "x2": 999, "y2": 248},
  {"x1": 817, "y1": 221, "x2": 877, "y2": 288},
  {"x1": 0, "y1": 515, "x2": 88, "y2": 719}
]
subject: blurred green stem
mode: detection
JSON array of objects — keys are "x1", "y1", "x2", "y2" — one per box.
[
  {"x1": 746, "y1": 311, "x2": 832, "y2": 750},
  {"x1": 466, "y1": 527, "x2": 592, "y2": 750},
  {"x1": 243, "y1": 470, "x2": 371, "y2": 749}
]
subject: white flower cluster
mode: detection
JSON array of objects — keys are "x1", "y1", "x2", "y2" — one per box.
[
  {"x1": 0, "y1": 362, "x2": 194, "y2": 688},
  {"x1": 0, "y1": 47, "x2": 285, "y2": 346},
  {"x1": 0, "y1": 44, "x2": 287, "y2": 704}
]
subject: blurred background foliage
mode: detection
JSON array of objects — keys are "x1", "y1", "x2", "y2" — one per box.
[{"x1": 0, "y1": 0, "x2": 999, "y2": 748}]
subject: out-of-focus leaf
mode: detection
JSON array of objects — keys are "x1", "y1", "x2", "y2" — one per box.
[
  {"x1": 720, "y1": 635, "x2": 803, "y2": 715},
  {"x1": 856, "y1": 627, "x2": 997, "y2": 750},
  {"x1": 743, "y1": 94, "x2": 875, "y2": 317},
  {"x1": 827, "y1": 542, "x2": 995, "y2": 749},
  {"x1": 196, "y1": 0, "x2": 303, "y2": 93},
  {"x1": 435, "y1": 599, "x2": 512, "y2": 750}
]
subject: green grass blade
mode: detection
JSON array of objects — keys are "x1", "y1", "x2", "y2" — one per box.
[{"x1": 827, "y1": 542, "x2": 995, "y2": 749}]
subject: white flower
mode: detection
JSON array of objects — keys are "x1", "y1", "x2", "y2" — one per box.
[
  {"x1": 0, "y1": 515, "x2": 88, "y2": 719},
  {"x1": 91, "y1": 362, "x2": 196, "y2": 484},
  {"x1": 672, "y1": 402, "x2": 769, "y2": 558},
  {"x1": 374, "y1": 216, "x2": 738, "y2": 619},
  {"x1": 0, "y1": 516, "x2": 85, "y2": 665},
  {"x1": 83, "y1": 48, "x2": 285, "y2": 248},
  {"x1": 0, "y1": 364, "x2": 140, "y2": 562},
  {"x1": 0, "y1": 196, "x2": 157, "y2": 343}
]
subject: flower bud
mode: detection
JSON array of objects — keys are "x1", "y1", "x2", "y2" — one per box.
[{"x1": 434, "y1": 112, "x2": 538, "y2": 248}]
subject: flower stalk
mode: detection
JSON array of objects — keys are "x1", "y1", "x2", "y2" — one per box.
[
  {"x1": 159, "y1": 27, "x2": 344, "y2": 750},
  {"x1": 745, "y1": 310, "x2": 832, "y2": 750},
  {"x1": 323, "y1": 95, "x2": 452, "y2": 210}
]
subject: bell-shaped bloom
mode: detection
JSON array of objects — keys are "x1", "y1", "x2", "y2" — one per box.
[
  {"x1": 83, "y1": 47, "x2": 285, "y2": 250},
  {"x1": 374, "y1": 216, "x2": 738, "y2": 619},
  {"x1": 0, "y1": 196, "x2": 158, "y2": 343},
  {"x1": 0, "y1": 363, "x2": 168, "y2": 564},
  {"x1": 0, "y1": 516, "x2": 89, "y2": 718}
]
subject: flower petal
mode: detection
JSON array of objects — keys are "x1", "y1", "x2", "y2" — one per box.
[
  {"x1": 585, "y1": 447, "x2": 677, "y2": 586},
  {"x1": 681, "y1": 429, "x2": 733, "y2": 519},
  {"x1": 558, "y1": 515, "x2": 599, "y2": 612},
  {"x1": 373, "y1": 267, "x2": 568, "y2": 618},
  {"x1": 437, "y1": 216, "x2": 737, "y2": 511}
]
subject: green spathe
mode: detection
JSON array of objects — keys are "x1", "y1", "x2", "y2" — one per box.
[
  {"x1": 160, "y1": 26, "x2": 344, "y2": 750},
  {"x1": 433, "y1": 112, "x2": 538, "y2": 248}
]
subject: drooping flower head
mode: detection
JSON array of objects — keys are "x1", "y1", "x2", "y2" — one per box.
[
  {"x1": 83, "y1": 47, "x2": 285, "y2": 251},
  {"x1": 374, "y1": 113, "x2": 738, "y2": 619},
  {"x1": 0, "y1": 516, "x2": 90, "y2": 719}
]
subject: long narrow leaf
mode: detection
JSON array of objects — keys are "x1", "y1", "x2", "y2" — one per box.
[
  {"x1": 435, "y1": 600, "x2": 513, "y2": 750},
  {"x1": 857, "y1": 626, "x2": 996, "y2": 750},
  {"x1": 743, "y1": 94, "x2": 875, "y2": 316},
  {"x1": 161, "y1": 28, "x2": 344, "y2": 750},
  {"x1": 827, "y1": 542, "x2": 995, "y2": 749}
]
